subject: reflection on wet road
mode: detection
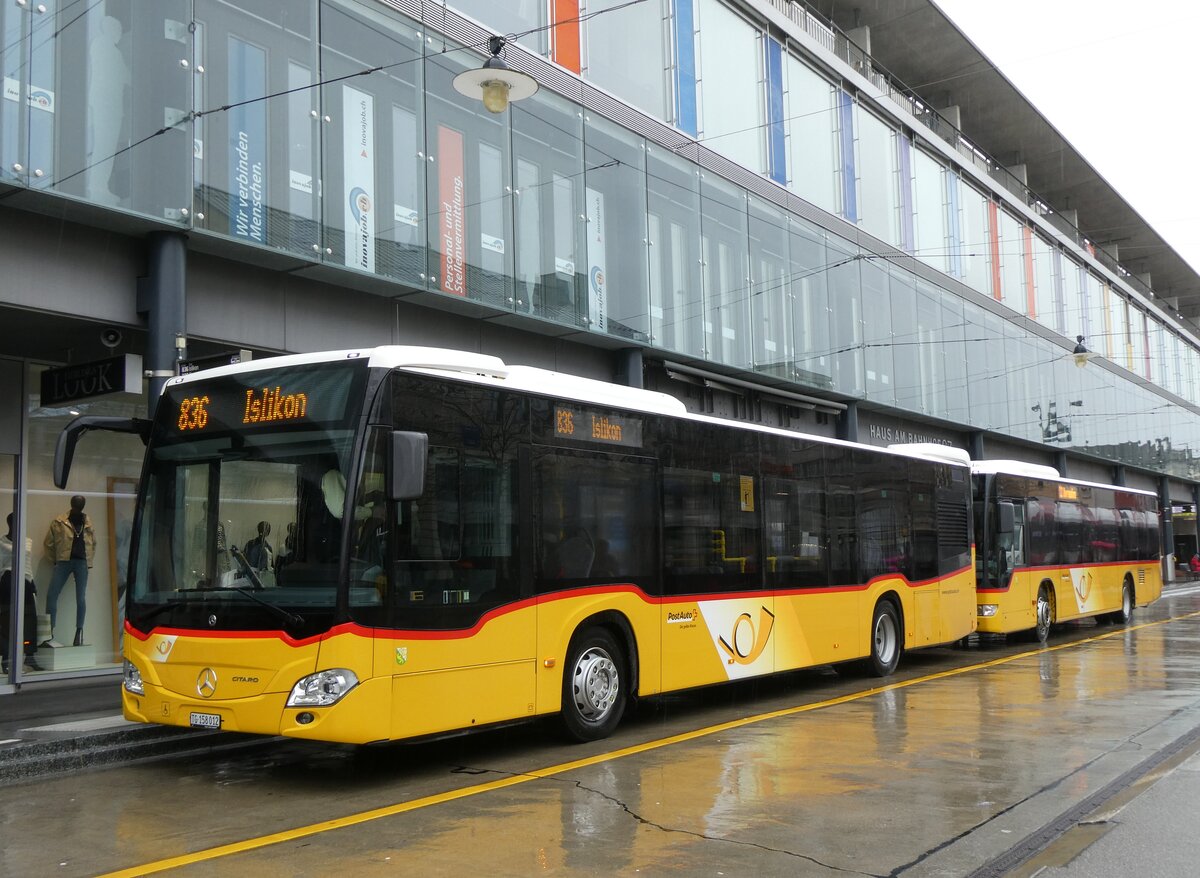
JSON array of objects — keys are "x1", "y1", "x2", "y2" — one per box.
[{"x1": 6, "y1": 590, "x2": 1200, "y2": 878}]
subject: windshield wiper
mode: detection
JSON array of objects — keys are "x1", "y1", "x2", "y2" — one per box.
[{"x1": 220, "y1": 583, "x2": 304, "y2": 628}]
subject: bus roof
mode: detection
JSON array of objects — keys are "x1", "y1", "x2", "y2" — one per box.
[
  {"x1": 970, "y1": 459, "x2": 1158, "y2": 498},
  {"x1": 165, "y1": 346, "x2": 970, "y2": 470}
]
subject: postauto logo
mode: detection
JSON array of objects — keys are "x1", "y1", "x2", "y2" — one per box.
[{"x1": 718, "y1": 607, "x2": 775, "y2": 666}]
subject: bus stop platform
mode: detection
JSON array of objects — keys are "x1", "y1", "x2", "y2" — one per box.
[{"x1": 0, "y1": 675, "x2": 248, "y2": 786}]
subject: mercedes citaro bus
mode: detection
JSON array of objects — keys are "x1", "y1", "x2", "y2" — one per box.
[{"x1": 57, "y1": 347, "x2": 977, "y2": 744}]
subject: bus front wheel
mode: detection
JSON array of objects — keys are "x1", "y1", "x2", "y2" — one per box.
[
  {"x1": 1035, "y1": 585, "x2": 1054, "y2": 644},
  {"x1": 864, "y1": 600, "x2": 902, "y2": 677},
  {"x1": 560, "y1": 627, "x2": 626, "y2": 742}
]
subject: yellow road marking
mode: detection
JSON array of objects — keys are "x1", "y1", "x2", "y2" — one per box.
[{"x1": 97, "y1": 609, "x2": 1200, "y2": 878}]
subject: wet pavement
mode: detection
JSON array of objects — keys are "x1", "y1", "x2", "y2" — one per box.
[{"x1": 3, "y1": 583, "x2": 1200, "y2": 876}]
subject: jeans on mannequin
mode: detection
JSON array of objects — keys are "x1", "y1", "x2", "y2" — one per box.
[{"x1": 46, "y1": 558, "x2": 88, "y2": 643}]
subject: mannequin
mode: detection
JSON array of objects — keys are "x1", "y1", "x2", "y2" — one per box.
[
  {"x1": 243, "y1": 521, "x2": 273, "y2": 571},
  {"x1": 43, "y1": 495, "x2": 96, "y2": 647},
  {"x1": 1, "y1": 513, "x2": 40, "y2": 670}
]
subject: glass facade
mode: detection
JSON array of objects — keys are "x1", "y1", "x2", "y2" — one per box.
[{"x1": 0, "y1": 0, "x2": 1196, "y2": 495}]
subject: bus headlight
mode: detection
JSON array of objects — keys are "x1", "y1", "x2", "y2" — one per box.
[
  {"x1": 978, "y1": 604, "x2": 998, "y2": 617},
  {"x1": 123, "y1": 659, "x2": 144, "y2": 695},
  {"x1": 286, "y1": 669, "x2": 359, "y2": 707}
]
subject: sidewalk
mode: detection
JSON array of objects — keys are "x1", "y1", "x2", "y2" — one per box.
[{"x1": 0, "y1": 675, "x2": 239, "y2": 786}]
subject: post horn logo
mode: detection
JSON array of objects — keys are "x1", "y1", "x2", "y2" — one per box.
[
  {"x1": 1075, "y1": 570, "x2": 1093, "y2": 604},
  {"x1": 196, "y1": 667, "x2": 218, "y2": 698},
  {"x1": 718, "y1": 607, "x2": 776, "y2": 665}
]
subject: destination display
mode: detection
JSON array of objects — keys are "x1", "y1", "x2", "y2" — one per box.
[
  {"x1": 162, "y1": 362, "x2": 365, "y2": 440},
  {"x1": 553, "y1": 404, "x2": 643, "y2": 448}
]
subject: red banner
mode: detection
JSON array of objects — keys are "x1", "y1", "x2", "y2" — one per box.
[{"x1": 438, "y1": 126, "x2": 466, "y2": 297}]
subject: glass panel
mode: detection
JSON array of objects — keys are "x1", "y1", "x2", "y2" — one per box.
[
  {"x1": 1130, "y1": 307, "x2": 1147, "y2": 378},
  {"x1": 855, "y1": 108, "x2": 898, "y2": 246},
  {"x1": 1031, "y1": 234, "x2": 1056, "y2": 327},
  {"x1": 938, "y1": 287, "x2": 968, "y2": 424},
  {"x1": 957, "y1": 178, "x2": 991, "y2": 295},
  {"x1": 512, "y1": 88, "x2": 585, "y2": 324},
  {"x1": 965, "y1": 303, "x2": 1007, "y2": 430},
  {"x1": 320, "y1": 1, "x2": 426, "y2": 283},
  {"x1": 647, "y1": 144, "x2": 703, "y2": 357},
  {"x1": 0, "y1": 3, "x2": 30, "y2": 186},
  {"x1": 1109, "y1": 289, "x2": 1129, "y2": 368},
  {"x1": 861, "y1": 256, "x2": 894, "y2": 405},
  {"x1": 584, "y1": 114, "x2": 649, "y2": 340},
  {"x1": 0, "y1": 452, "x2": 29, "y2": 678},
  {"x1": 425, "y1": 34, "x2": 514, "y2": 307},
  {"x1": 785, "y1": 53, "x2": 837, "y2": 213},
  {"x1": 827, "y1": 240, "x2": 863, "y2": 396},
  {"x1": 192, "y1": 3, "x2": 319, "y2": 254},
  {"x1": 912, "y1": 148, "x2": 948, "y2": 273},
  {"x1": 450, "y1": 0, "x2": 548, "y2": 56},
  {"x1": 749, "y1": 197, "x2": 790, "y2": 379},
  {"x1": 996, "y1": 209, "x2": 1024, "y2": 310},
  {"x1": 701, "y1": 173, "x2": 750, "y2": 367},
  {"x1": 697, "y1": 0, "x2": 763, "y2": 173},
  {"x1": 891, "y1": 270, "x2": 920, "y2": 412},
  {"x1": 1085, "y1": 272, "x2": 1107, "y2": 358},
  {"x1": 789, "y1": 217, "x2": 833, "y2": 390},
  {"x1": 48, "y1": 1, "x2": 191, "y2": 218},
  {"x1": 584, "y1": 0, "x2": 669, "y2": 120}
]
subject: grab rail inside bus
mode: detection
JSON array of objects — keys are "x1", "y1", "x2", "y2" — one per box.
[{"x1": 54, "y1": 415, "x2": 152, "y2": 489}]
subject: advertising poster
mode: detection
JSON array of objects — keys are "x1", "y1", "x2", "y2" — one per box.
[
  {"x1": 585, "y1": 186, "x2": 607, "y2": 331},
  {"x1": 343, "y1": 85, "x2": 375, "y2": 271},
  {"x1": 228, "y1": 37, "x2": 267, "y2": 243},
  {"x1": 438, "y1": 125, "x2": 466, "y2": 296}
]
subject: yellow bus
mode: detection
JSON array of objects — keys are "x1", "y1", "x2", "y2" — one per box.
[
  {"x1": 57, "y1": 347, "x2": 976, "y2": 744},
  {"x1": 971, "y1": 461, "x2": 1162, "y2": 642}
]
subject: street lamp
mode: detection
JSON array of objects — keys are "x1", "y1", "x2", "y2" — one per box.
[
  {"x1": 452, "y1": 36, "x2": 538, "y2": 114},
  {"x1": 1072, "y1": 335, "x2": 1093, "y2": 368}
]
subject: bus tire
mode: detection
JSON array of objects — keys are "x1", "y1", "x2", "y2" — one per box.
[
  {"x1": 1110, "y1": 578, "x2": 1134, "y2": 626},
  {"x1": 560, "y1": 626, "x2": 626, "y2": 743},
  {"x1": 863, "y1": 599, "x2": 902, "y2": 677},
  {"x1": 1035, "y1": 584, "x2": 1054, "y2": 644}
]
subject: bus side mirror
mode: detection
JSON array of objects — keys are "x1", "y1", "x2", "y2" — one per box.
[
  {"x1": 54, "y1": 416, "x2": 152, "y2": 489},
  {"x1": 389, "y1": 431, "x2": 428, "y2": 501},
  {"x1": 997, "y1": 501, "x2": 1015, "y2": 535}
]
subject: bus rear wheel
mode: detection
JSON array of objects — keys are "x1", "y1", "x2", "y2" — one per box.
[
  {"x1": 863, "y1": 600, "x2": 902, "y2": 677},
  {"x1": 1035, "y1": 585, "x2": 1054, "y2": 644},
  {"x1": 560, "y1": 627, "x2": 626, "y2": 742}
]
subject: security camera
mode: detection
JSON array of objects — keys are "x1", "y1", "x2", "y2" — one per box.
[{"x1": 100, "y1": 327, "x2": 123, "y2": 349}]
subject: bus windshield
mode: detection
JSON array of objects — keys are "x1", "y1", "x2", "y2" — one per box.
[{"x1": 127, "y1": 360, "x2": 370, "y2": 635}]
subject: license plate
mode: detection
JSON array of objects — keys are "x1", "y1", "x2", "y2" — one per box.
[{"x1": 189, "y1": 711, "x2": 221, "y2": 729}]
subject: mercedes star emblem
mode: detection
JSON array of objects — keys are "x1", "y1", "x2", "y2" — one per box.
[{"x1": 196, "y1": 667, "x2": 218, "y2": 698}]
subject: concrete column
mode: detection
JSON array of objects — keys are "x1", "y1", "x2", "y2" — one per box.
[
  {"x1": 1161, "y1": 476, "x2": 1175, "y2": 579},
  {"x1": 616, "y1": 348, "x2": 644, "y2": 389},
  {"x1": 937, "y1": 105, "x2": 961, "y2": 130},
  {"x1": 1054, "y1": 450, "x2": 1069, "y2": 478},
  {"x1": 837, "y1": 400, "x2": 858, "y2": 443},
  {"x1": 968, "y1": 431, "x2": 985, "y2": 461},
  {"x1": 136, "y1": 231, "x2": 188, "y2": 415},
  {"x1": 1113, "y1": 464, "x2": 1127, "y2": 487}
]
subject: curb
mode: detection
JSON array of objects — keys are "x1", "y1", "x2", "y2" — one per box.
[{"x1": 0, "y1": 724, "x2": 261, "y2": 786}]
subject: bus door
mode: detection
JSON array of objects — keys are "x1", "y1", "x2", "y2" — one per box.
[{"x1": 367, "y1": 380, "x2": 536, "y2": 739}]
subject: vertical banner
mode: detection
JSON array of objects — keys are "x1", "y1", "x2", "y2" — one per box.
[
  {"x1": 343, "y1": 85, "x2": 375, "y2": 271},
  {"x1": 765, "y1": 37, "x2": 786, "y2": 186},
  {"x1": 228, "y1": 37, "x2": 267, "y2": 243},
  {"x1": 438, "y1": 125, "x2": 466, "y2": 296},
  {"x1": 585, "y1": 187, "x2": 607, "y2": 332}
]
